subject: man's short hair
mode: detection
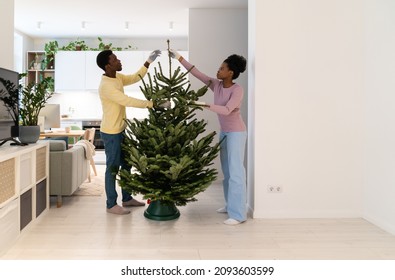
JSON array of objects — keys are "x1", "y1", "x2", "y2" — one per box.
[{"x1": 96, "y1": 50, "x2": 113, "y2": 71}]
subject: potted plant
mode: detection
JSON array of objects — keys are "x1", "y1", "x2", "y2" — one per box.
[
  {"x1": 19, "y1": 76, "x2": 54, "y2": 143},
  {"x1": 74, "y1": 39, "x2": 89, "y2": 51},
  {"x1": 0, "y1": 74, "x2": 53, "y2": 143},
  {"x1": 20, "y1": 76, "x2": 54, "y2": 125},
  {"x1": 60, "y1": 39, "x2": 89, "y2": 51},
  {"x1": 96, "y1": 37, "x2": 123, "y2": 51},
  {"x1": 44, "y1": 40, "x2": 59, "y2": 69},
  {"x1": 60, "y1": 40, "x2": 76, "y2": 51}
]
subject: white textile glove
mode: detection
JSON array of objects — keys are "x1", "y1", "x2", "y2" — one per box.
[
  {"x1": 189, "y1": 101, "x2": 209, "y2": 107},
  {"x1": 157, "y1": 100, "x2": 171, "y2": 109},
  {"x1": 147, "y1": 50, "x2": 161, "y2": 63},
  {"x1": 169, "y1": 49, "x2": 181, "y2": 60}
]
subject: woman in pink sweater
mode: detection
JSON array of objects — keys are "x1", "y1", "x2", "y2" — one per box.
[{"x1": 170, "y1": 50, "x2": 247, "y2": 225}]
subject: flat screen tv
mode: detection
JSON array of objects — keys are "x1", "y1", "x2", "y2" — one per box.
[{"x1": 0, "y1": 67, "x2": 21, "y2": 146}]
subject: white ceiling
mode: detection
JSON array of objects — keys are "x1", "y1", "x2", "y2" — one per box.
[{"x1": 14, "y1": 0, "x2": 248, "y2": 39}]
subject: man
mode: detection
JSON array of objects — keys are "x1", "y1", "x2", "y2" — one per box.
[{"x1": 96, "y1": 49, "x2": 170, "y2": 215}]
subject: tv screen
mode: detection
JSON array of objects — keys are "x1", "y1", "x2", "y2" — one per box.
[{"x1": 0, "y1": 67, "x2": 19, "y2": 146}]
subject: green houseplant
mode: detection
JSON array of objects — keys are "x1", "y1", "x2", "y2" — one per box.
[
  {"x1": 0, "y1": 74, "x2": 54, "y2": 143},
  {"x1": 60, "y1": 39, "x2": 89, "y2": 51},
  {"x1": 90, "y1": 37, "x2": 136, "y2": 51},
  {"x1": 97, "y1": 37, "x2": 120, "y2": 50},
  {"x1": 118, "y1": 41, "x2": 220, "y2": 221},
  {"x1": 44, "y1": 40, "x2": 59, "y2": 69},
  {"x1": 20, "y1": 76, "x2": 54, "y2": 126},
  {"x1": 18, "y1": 76, "x2": 54, "y2": 143}
]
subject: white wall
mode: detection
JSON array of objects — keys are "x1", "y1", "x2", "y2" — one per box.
[
  {"x1": 252, "y1": 0, "x2": 365, "y2": 218},
  {"x1": 363, "y1": 0, "x2": 395, "y2": 234},
  {"x1": 15, "y1": 31, "x2": 34, "y2": 73},
  {"x1": 188, "y1": 8, "x2": 248, "y2": 183},
  {"x1": 247, "y1": 0, "x2": 256, "y2": 213},
  {"x1": 0, "y1": 0, "x2": 15, "y2": 69}
]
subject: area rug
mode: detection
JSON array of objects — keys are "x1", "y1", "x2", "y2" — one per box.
[{"x1": 73, "y1": 173, "x2": 104, "y2": 196}]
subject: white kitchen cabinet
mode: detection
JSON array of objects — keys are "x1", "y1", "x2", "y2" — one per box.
[
  {"x1": 55, "y1": 51, "x2": 86, "y2": 91},
  {"x1": 85, "y1": 51, "x2": 101, "y2": 90},
  {"x1": 114, "y1": 51, "x2": 145, "y2": 91},
  {"x1": 85, "y1": 51, "x2": 145, "y2": 91}
]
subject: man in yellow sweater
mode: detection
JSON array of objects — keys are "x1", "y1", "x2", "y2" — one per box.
[{"x1": 96, "y1": 49, "x2": 170, "y2": 215}]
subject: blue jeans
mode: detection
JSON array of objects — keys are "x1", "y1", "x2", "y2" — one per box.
[
  {"x1": 101, "y1": 131, "x2": 132, "y2": 209},
  {"x1": 220, "y1": 131, "x2": 247, "y2": 221}
]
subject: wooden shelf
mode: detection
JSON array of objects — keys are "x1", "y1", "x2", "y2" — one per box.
[{"x1": 26, "y1": 51, "x2": 55, "y2": 85}]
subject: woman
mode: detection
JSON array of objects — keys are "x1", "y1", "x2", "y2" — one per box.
[{"x1": 170, "y1": 50, "x2": 247, "y2": 225}]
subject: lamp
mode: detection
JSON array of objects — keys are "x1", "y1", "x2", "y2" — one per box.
[
  {"x1": 169, "y1": 21, "x2": 174, "y2": 31},
  {"x1": 36, "y1": 21, "x2": 42, "y2": 30},
  {"x1": 81, "y1": 21, "x2": 86, "y2": 30},
  {"x1": 125, "y1": 21, "x2": 129, "y2": 30}
]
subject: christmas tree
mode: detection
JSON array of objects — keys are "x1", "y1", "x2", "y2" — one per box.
[{"x1": 118, "y1": 41, "x2": 220, "y2": 220}]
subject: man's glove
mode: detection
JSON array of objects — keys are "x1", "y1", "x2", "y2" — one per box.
[
  {"x1": 147, "y1": 50, "x2": 161, "y2": 63},
  {"x1": 169, "y1": 49, "x2": 181, "y2": 60},
  {"x1": 156, "y1": 100, "x2": 171, "y2": 109}
]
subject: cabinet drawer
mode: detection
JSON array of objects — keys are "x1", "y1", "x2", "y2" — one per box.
[
  {"x1": 36, "y1": 179, "x2": 47, "y2": 218},
  {"x1": 20, "y1": 152, "x2": 33, "y2": 192},
  {"x1": 20, "y1": 189, "x2": 32, "y2": 231},
  {"x1": 0, "y1": 198, "x2": 19, "y2": 254},
  {"x1": 0, "y1": 158, "x2": 16, "y2": 205},
  {"x1": 36, "y1": 147, "x2": 47, "y2": 182}
]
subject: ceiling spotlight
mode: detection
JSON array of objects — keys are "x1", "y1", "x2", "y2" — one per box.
[
  {"x1": 125, "y1": 21, "x2": 129, "y2": 30},
  {"x1": 36, "y1": 21, "x2": 42, "y2": 30},
  {"x1": 81, "y1": 21, "x2": 86, "y2": 30},
  {"x1": 169, "y1": 21, "x2": 174, "y2": 31}
]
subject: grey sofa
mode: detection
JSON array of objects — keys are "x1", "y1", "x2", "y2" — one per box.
[{"x1": 48, "y1": 140, "x2": 89, "y2": 207}]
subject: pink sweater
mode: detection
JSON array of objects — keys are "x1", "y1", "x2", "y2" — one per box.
[{"x1": 180, "y1": 59, "x2": 246, "y2": 132}]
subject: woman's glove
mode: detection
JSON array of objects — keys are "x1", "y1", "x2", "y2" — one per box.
[
  {"x1": 189, "y1": 101, "x2": 209, "y2": 107},
  {"x1": 147, "y1": 50, "x2": 161, "y2": 63},
  {"x1": 169, "y1": 49, "x2": 181, "y2": 60}
]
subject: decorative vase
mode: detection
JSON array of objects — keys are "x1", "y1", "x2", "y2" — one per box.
[
  {"x1": 18, "y1": 125, "x2": 40, "y2": 144},
  {"x1": 144, "y1": 200, "x2": 180, "y2": 221}
]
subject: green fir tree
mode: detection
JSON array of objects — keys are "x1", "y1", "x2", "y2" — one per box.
[{"x1": 118, "y1": 41, "x2": 220, "y2": 207}]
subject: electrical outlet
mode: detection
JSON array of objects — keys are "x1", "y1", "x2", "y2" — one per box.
[{"x1": 267, "y1": 185, "x2": 283, "y2": 193}]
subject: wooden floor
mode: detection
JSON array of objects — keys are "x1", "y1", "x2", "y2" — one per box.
[{"x1": 2, "y1": 165, "x2": 395, "y2": 260}]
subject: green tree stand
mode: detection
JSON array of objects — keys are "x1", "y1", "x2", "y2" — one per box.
[{"x1": 144, "y1": 200, "x2": 180, "y2": 221}]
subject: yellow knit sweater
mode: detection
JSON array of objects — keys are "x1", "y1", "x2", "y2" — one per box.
[{"x1": 98, "y1": 66, "x2": 153, "y2": 134}]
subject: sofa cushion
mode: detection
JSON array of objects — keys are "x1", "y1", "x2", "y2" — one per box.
[{"x1": 49, "y1": 140, "x2": 66, "y2": 151}]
